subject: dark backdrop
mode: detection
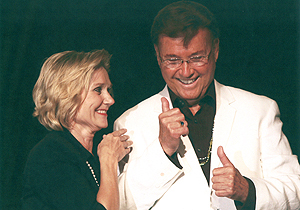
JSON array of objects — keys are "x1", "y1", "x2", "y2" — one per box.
[{"x1": 1, "y1": 0, "x2": 299, "y2": 209}]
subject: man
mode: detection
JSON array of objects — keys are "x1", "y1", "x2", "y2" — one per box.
[{"x1": 114, "y1": 1, "x2": 300, "y2": 209}]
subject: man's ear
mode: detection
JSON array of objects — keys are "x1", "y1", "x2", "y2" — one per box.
[
  {"x1": 154, "y1": 44, "x2": 161, "y2": 65},
  {"x1": 213, "y1": 38, "x2": 220, "y2": 62}
]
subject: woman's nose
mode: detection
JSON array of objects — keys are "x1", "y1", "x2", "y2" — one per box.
[{"x1": 104, "y1": 91, "x2": 115, "y2": 106}]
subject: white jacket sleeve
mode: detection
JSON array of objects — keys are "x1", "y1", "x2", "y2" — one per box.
[{"x1": 251, "y1": 100, "x2": 300, "y2": 209}]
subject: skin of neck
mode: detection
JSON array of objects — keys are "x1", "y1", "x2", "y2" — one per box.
[
  {"x1": 189, "y1": 104, "x2": 201, "y2": 116},
  {"x1": 69, "y1": 124, "x2": 96, "y2": 154},
  {"x1": 185, "y1": 85, "x2": 209, "y2": 115}
]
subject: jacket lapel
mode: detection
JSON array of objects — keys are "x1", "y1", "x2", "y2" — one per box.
[{"x1": 210, "y1": 80, "x2": 237, "y2": 171}]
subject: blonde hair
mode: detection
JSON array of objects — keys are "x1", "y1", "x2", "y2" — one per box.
[{"x1": 33, "y1": 49, "x2": 112, "y2": 131}]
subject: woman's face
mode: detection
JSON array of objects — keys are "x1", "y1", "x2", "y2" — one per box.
[{"x1": 73, "y1": 68, "x2": 115, "y2": 133}]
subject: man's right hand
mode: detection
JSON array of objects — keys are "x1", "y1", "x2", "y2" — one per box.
[{"x1": 158, "y1": 97, "x2": 189, "y2": 156}]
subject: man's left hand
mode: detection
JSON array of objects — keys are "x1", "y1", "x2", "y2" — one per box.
[{"x1": 211, "y1": 146, "x2": 249, "y2": 203}]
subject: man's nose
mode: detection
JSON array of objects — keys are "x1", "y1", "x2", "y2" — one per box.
[{"x1": 180, "y1": 60, "x2": 193, "y2": 77}]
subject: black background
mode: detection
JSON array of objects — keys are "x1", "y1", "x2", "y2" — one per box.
[{"x1": 1, "y1": 0, "x2": 299, "y2": 209}]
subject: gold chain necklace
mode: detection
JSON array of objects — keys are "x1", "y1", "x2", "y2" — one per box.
[{"x1": 198, "y1": 123, "x2": 214, "y2": 166}]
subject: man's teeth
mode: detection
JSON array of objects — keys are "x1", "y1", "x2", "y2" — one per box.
[
  {"x1": 96, "y1": 110, "x2": 107, "y2": 114},
  {"x1": 178, "y1": 78, "x2": 197, "y2": 84}
]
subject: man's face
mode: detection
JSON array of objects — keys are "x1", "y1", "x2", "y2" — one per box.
[{"x1": 155, "y1": 28, "x2": 219, "y2": 105}]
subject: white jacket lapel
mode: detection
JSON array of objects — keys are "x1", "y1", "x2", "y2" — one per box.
[{"x1": 211, "y1": 80, "x2": 237, "y2": 170}]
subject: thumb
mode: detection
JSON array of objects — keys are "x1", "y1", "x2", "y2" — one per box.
[
  {"x1": 161, "y1": 97, "x2": 170, "y2": 113},
  {"x1": 217, "y1": 146, "x2": 234, "y2": 167}
]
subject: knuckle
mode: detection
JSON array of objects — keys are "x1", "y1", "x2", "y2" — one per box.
[
  {"x1": 211, "y1": 177, "x2": 216, "y2": 183},
  {"x1": 158, "y1": 114, "x2": 163, "y2": 120},
  {"x1": 228, "y1": 166, "x2": 236, "y2": 173},
  {"x1": 227, "y1": 188, "x2": 234, "y2": 195},
  {"x1": 228, "y1": 174, "x2": 234, "y2": 179},
  {"x1": 174, "y1": 107, "x2": 180, "y2": 112}
]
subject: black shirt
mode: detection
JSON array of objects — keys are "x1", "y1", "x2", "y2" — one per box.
[{"x1": 169, "y1": 82, "x2": 216, "y2": 183}]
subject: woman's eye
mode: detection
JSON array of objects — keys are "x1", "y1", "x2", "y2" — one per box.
[{"x1": 94, "y1": 87, "x2": 102, "y2": 93}]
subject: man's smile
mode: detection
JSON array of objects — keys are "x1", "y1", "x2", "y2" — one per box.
[{"x1": 176, "y1": 76, "x2": 199, "y2": 85}]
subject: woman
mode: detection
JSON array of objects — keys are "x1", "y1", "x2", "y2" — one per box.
[{"x1": 22, "y1": 49, "x2": 132, "y2": 210}]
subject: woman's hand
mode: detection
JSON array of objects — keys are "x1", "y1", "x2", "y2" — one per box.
[
  {"x1": 96, "y1": 128, "x2": 132, "y2": 210},
  {"x1": 97, "y1": 128, "x2": 132, "y2": 163}
]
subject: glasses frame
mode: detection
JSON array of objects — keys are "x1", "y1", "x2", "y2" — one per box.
[{"x1": 159, "y1": 48, "x2": 213, "y2": 70}]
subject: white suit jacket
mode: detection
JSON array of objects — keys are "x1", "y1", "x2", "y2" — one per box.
[{"x1": 114, "y1": 80, "x2": 300, "y2": 210}]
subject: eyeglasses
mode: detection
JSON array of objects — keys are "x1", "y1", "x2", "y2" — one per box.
[{"x1": 159, "y1": 49, "x2": 212, "y2": 70}]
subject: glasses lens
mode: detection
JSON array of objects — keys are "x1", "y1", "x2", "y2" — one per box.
[
  {"x1": 192, "y1": 61, "x2": 206, "y2": 67},
  {"x1": 165, "y1": 59, "x2": 181, "y2": 69},
  {"x1": 164, "y1": 56, "x2": 209, "y2": 69},
  {"x1": 167, "y1": 64, "x2": 179, "y2": 69}
]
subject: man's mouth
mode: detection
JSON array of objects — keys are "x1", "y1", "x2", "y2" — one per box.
[{"x1": 177, "y1": 77, "x2": 198, "y2": 85}]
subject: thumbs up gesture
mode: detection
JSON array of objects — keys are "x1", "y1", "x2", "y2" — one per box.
[
  {"x1": 158, "y1": 97, "x2": 189, "y2": 156},
  {"x1": 211, "y1": 146, "x2": 249, "y2": 203}
]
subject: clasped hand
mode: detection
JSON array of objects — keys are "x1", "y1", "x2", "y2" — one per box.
[{"x1": 97, "y1": 128, "x2": 132, "y2": 163}]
